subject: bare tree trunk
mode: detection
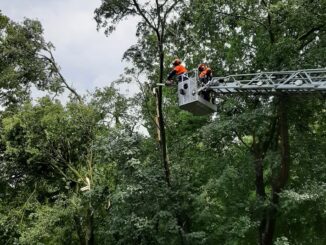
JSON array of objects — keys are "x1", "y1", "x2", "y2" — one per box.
[
  {"x1": 249, "y1": 96, "x2": 289, "y2": 245},
  {"x1": 74, "y1": 215, "x2": 86, "y2": 245},
  {"x1": 85, "y1": 207, "x2": 95, "y2": 245},
  {"x1": 261, "y1": 95, "x2": 290, "y2": 245},
  {"x1": 275, "y1": 95, "x2": 290, "y2": 192},
  {"x1": 157, "y1": 41, "x2": 171, "y2": 187},
  {"x1": 253, "y1": 150, "x2": 267, "y2": 245},
  {"x1": 254, "y1": 153, "x2": 266, "y2": 199},
  {"x1": 261, "y1": 193, "x2": 278, "y2": 245}
]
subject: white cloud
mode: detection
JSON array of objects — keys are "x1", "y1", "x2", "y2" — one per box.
[{"x1": 0, "y1": 0, "x2": 138, "y2": 96}]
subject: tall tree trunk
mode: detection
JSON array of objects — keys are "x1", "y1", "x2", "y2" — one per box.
[
  {"x1": 253, "y1": 149, "x2": 267, "y2": 245},
  {"x1": 157, "y1": 41, "x2": 171, "y2": 187},
  {"x1": 74, "y1": 215, "x2": 86, "y2": 245},
  {"x1": 85, "y1": 207, "x2": 95, "y2": 245},
  {"x1": 261, "y1": 193, "x2": 278, "y2": 245},
  {"x1": 254, "y1": 152, "x2": 266, "y2": 199},
  {"x1": 275, "y1": 95, "x2": 290, "y2": 192},
  {"x1": 261, "y1": 95, "x2": 290, "y2": 245}
]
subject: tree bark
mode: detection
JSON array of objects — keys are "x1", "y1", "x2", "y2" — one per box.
[
  {"x1": 156, "y1": 38, "x2": 171, "y2": 187},
  {"x1": 251, "y1": 96, "x2": 290, "y2": 245},
  {"x1": 274, "y1": 95, "x2": 290, "y2": 192},
  {"x1": 253, "y1": 145, "x2": 267, "y2": 245},
  {"x1": 254, "y1": 153, "x2": 266, "y2": 199},
  {"x1": 85, "y1": 207, "x2": 95, "y2": 245},
  {"x1": 74, "y1": 215, "x2": 86, "y2": 245},
  {"x1": 261, "y1": 95, "x2": 290, "y2": 245}
]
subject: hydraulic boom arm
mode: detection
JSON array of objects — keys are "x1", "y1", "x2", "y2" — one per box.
[
  {"x1": 199, "y1": 68, "x2": 326, "y2": 94},
  {"x1": 178, "y1": 68, "x2": 326, "y2": 115}
]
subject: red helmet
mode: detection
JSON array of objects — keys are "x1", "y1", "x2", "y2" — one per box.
[
  {"x1": 172, "y1": 59, "x2": 181, "y2": 66},
  {"x1": 198, "y1": 63, "x2": 206, "y2": 72}
]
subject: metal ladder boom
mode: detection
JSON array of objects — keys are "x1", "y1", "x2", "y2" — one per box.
[
  {"x1": 178, "y1": 68, "x2": 326, "y2": 115},
  {"x1": 199, "y1": 68, "x2": 326, "y2": 94}
]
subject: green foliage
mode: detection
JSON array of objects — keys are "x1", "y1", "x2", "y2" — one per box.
[
  {"x1": 1, "y1": 1, "x2": 326, "y2": 244},
  {"x1": 0, "y1": 12, "x2": 65, "y2": 108},
  {"x1": 2, "y1": 97, "x2": 98, "y2": 187},
  {"x1": 18, "y1": 197, "x2": 79, "y2": 245},
  {"x1": 0, "y1": 96, "x2": 100, "y2": 244},
  {"x1": 171, "y1": 0, "x2": 326, "y2": 72}
]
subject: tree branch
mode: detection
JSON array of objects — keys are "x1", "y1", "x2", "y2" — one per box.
[
  {"x1": 299, "y1": 36, "x2": 317, "y2": 51},
  {"x1": 40, "y1": 51, "x2": 82, "y2": 102},
  {"x1": 218, "y1": 10, "x2": 268, "y2": 30},
  {"x1": 156, "y1": 0, "x2": 161, "y2": 30},
  {"x1": 132, "y1": 0, "x2": 158, "y2": 32},
  {"x1": 261, "y1": 0, "x2": 268, "y2": 8},
  {"x1": 233, "y1": 130, "x2": 251, "y2": 150},
  {"x1": 163, "y1": 0, "x2": 182, "y2": 27},
  {"x1": 298, "y1": 25, "x2": 323, "y2": 41}
]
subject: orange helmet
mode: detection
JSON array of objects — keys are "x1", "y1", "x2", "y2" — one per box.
[
  {"x1": 198, "y1": 63, "x2": 207, "y2": 72},
  {"x1": 172, "y1": 59, "x2": 181, "y2": 66}
]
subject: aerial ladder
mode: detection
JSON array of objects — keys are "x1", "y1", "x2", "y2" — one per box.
[{"x1": 177, "y1": 68, "x2": 326, "y2": 115}]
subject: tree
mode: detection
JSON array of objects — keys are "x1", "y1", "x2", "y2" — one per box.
[
  {"x1": 0, "y1": 97, "x2": 100, "y2": 244},
  {"x1": 95, "y1": 0, "x2": 187, "y2": 187},
  {"x1": 172, "y1": 0, "x2": 326, "y2": 244},
  {"x1": 0, "y1": 12, "x2": 81, "y2": 109},
  {"x1": 1, "y1": 2, "x2": 325, "y2": 244}
]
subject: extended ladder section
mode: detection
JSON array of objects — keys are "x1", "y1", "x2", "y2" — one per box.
[
  {"x1": 178, "y1": 68, "x2": 326, "y2": 115},
  {"x1": 201, "y1": 68, "x2": 326, "y2": 94}
]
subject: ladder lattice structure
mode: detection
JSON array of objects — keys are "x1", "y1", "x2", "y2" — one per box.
[
  {"x1": 199, "y1": 68, "x2": 326, "y2": 94},
  {"x1": 178, "y1": 68, "x2": 326, "y2": 115}
]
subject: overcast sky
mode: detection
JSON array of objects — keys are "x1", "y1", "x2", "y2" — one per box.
[{"x1": 0, "y1": 0, "x2": 138, "y2": 96}]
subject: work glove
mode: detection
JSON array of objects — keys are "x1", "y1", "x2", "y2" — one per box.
[{"x1": 165, "y1": 80, "x2": 174, "y2": 86}]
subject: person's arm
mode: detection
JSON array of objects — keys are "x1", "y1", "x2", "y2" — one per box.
[
  {"x1": 206, "y1": 68, "x2": 212, "y2": 80},
  {"x1": 167, "y1": 69, "x2": 177, "y2": 80}
]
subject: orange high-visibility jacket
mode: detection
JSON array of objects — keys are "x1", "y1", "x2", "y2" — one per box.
[
  {"x1": 167, "y1": 65, "x2": 188, "y2": 80},
  {"x1": 174, "y1": 65, "x2": 188, "y2": 75}
]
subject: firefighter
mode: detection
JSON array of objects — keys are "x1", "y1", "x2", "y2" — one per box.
[
  {"x1": 198, "y1": 63, "x2": 213, "y2": 102},
  {"x1": 165, "y1": 59, "x2": 188, "y2": 86},
  {"x1": 198, "y1": 63, "x2": 212, "y2": 85}
]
